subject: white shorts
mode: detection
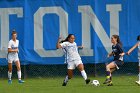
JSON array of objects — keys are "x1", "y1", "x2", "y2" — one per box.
[
  {"x1": 8, "y1": 53, "x2": 19, "y2": 63},
  {"x1": 67, "y1": 60, "x2": 83, "y2": 69}
]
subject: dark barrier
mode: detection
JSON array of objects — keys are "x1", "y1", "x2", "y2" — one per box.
[{"x1": 0, "y1": 62, "x2": 138, "y2": 78}]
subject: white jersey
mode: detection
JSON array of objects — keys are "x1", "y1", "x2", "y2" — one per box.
[
  {"x1": 8, "y1": 39, "x2": 19, "y2": 57},
  {"x1": 60, "y1": 42, "x2": 81, "y2": 62}
]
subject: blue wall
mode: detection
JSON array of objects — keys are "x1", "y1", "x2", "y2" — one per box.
[{"x1": 0, "y1": 0, "x2": 139, "y2": 65}]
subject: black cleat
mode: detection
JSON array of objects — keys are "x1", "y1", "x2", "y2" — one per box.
[
  {"x1": 62, "y1": 82, "x2": 67, "y2": 86},
  {"x1": 85, "y1": 79, "x2": 90, "y2": 84},
  {"x1": 107, "y1": 83, "x2": 113, "y2": 86},
  {"x1": 62, "y1": 80, "x2": 68, "y2": 86},
  {"x1": 103, "y1": 79, "x2": 111, "y2": 84}
]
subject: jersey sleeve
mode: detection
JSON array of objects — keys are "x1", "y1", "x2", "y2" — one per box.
[
  {"x1": 60, "y1": 42, "x2": 68, "y2": 48},
  {"x1": 74, "y1": 42, "x2": 78, "y2": 47},
  {"x1": 8, "y1": 41, "x2": 12, "y2": 48},
  {"x1": 117, "y1": 44, "x2": 124, "y2": 53}
]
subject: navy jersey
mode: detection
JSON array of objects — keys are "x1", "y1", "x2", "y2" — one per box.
[{"x1": 112, "y1": 43, "x2": 124, "y2": 61}]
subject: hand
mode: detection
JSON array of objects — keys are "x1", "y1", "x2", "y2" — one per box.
[
  {"x1": 126, "y1": 52, "x2": 130, "y2": 55},
  {"x1": 12, "y1": 48, "x2": 18, "y2": 52},
  {"x1": 107, "y1": 54, "x2": 110, "y2": 58},
  {"x1": 78, "y1": 46, "x2": 84, "y2": 49},
  {"x1": 119, "y1": 52, "x2": 125, "y2": 56},
  {"x1": 80, "y1": 46, "x2": 84, "y2": 49},
  {"x1": 58, "y1": 36, "x2": 62, "y2": 39},
  {"x1": 59, "y1": 34, "x2": 64, "y2": 39},
  {"x1": 15, "y1": 48, "x2": 19, "y2": 52}
]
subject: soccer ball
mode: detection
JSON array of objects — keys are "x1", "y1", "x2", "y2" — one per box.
[{"x1": 91, "y1": 80, "x2": 100, "y2": 86}]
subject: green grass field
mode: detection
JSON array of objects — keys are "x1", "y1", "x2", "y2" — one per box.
[{"x1": 0, "y1": 76, "x2": 140, "y2": 93}]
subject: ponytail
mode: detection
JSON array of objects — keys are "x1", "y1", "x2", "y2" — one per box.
[{"x1": 60, "y1": 34, "x2": 74, "y2": 43}]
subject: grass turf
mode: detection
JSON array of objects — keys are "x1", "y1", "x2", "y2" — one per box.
[{"x1": 0, "y1": 76, "x2": 140, "y2": 93}]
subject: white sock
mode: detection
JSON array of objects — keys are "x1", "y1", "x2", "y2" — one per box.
[
  {"x1": 81, "y1": 70, "x2": 87, "y2": 80},
  {"x1": 17, "y1": 70, "x2": 21, "y2": 80},
  {"x1": 8, "y1": 71, "x2": 12, "y2": 80},
  {"x1": 64, "y1": 75, "x2": 69, "y2": 83}
]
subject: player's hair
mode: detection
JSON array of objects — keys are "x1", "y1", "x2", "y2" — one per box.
[
  {"x1": 12, "y1": 29, "x2": 17, "y2": 35},
  {"x1": 60, "y1": 34, "x2": 74, "y2": 43},
  {"x1": 137, "y1": 35, "x2": 140, "y2": 41},
  {"x1": 112, "y1": 35, "x2": 122, "y2": 47}
]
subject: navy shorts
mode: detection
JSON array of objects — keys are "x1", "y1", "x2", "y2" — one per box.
[{"x1": 113, "y1": 60, "x2": 124, "y2": 66}]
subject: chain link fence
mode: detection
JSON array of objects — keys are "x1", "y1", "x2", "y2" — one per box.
[{"x1": 0, "y1": 62, "x2": 138, "y2": 78}]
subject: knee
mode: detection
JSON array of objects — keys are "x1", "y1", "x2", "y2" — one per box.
[
  {"x1": 106, "y1": 65, "x2": 110, "y2": 71},
  {"x1": 78, "y1": 65, "x2": 84, "y2": 71}
]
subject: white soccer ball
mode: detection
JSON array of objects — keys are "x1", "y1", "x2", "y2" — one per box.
[{"x1": 91, "y1": 80, "x2": 100, "y2": 86}]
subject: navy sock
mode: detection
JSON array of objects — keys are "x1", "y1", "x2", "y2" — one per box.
[{"x1": 106, "y1": 71, "x2": 111, "y2": 79}]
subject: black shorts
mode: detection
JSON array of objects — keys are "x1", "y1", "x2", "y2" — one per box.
[{"x1": 113, "y1": 60, "x2": 124, "y2": 66}]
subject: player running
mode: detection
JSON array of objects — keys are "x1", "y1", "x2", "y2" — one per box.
[
  {"x1": 126, "y1": 35, "x2": 140, "y2": 85},
  {"x1": 56, "y1": 34, "x2": 90, "y2": 86},
  {"x1": 103, "y1": 35, "x2": 125, "y2": 86},
  {"x1": 7, "y1": 30, "x2": 24, "y2": 84}
]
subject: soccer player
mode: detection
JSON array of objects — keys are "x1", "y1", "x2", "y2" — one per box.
[
  {"x1": 7, "y1": 30, "x2": 24, "y2": 84},
  {"x1": 56, "y1": 34, "x2": 90, "y2": 86},
  {"x1": 103, "y1": 35, "x2": 125, "y2": 86},
  {"x1": 126, "y1": 35, "x2": 140, "y2": 85}
]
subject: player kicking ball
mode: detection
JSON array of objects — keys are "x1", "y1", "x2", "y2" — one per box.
[
  {"x1": 56, "y1": 34, "x2": 90, "y2": 86},
  {"x1": 103, "y1": 35, "x2": 125, "y2": 86},
  {"x1": 126, "y1": 35, "x2": 140, "y2": 85},
  {"x1": 7, "y1": 30, "x2": 24, "y2": 84}
]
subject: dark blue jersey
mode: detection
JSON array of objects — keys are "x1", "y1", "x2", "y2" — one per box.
[{"x1": 112, "y1": 43, "x2": 124, "y2": 61}]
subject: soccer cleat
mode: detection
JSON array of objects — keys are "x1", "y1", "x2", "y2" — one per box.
[
  {"x1": 107, "y1": 81, "x2": 113, "y2": 86},
  {"x1": 85, "y1": 79, "x2": 90, "y2": 84},
  {"x1": 135, "y1": 81, "x2": 140, "y2": 85},
  {"x1": 107, "y1": 83, "x2": 113, "y2": 86},
  {"x1": 18, "y1": 80, "x2": 25, "y2": 84},
  {"x1": 62, "y1": 79, "x2": 68, "y2": 86},
  {"x1": 62, "y1": 82, "x2": 67, "y2": 86},
  {"x1": 8, "y1": 80, "x2": 12, "y2": 84},
  {"x1": 103, "y1": 78, "x2": 111, "y2": 84}
]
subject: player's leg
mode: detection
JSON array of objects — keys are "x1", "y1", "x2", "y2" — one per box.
[
  {"x1": 15, "y1": 60, "x2": 24, "y2": 83},
  {"x1": 103, "y1": 62, "x2": 116, "y2": 85},
  {"x1": 62, "y1": 69, "x2": 73, "y2": 86},
  {"x1": 76, "y1": 61, "x2": 90, "y2": 84},
  {"x1": 7, "y1": 54, "x2": 13, "y2": 84},
  {"x1": 135, "y1": 59, "x2": 140, "y2": 85},
  {"x1": 138, "y1": 65, "x2": 140, "y2": 84},
  {"x1": 109, "y1": 68, "x2": 116, "y2": 84},
  {"x1": 62, "y1": 62, "x2": 74, "y2": 86},
  {"x1": 8, "y1": 62, "x2": 12, "y2": 84}
]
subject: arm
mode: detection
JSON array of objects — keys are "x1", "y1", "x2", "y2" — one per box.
[
  {"x1": 56, "y1": 37, "x2": 62, "y2": 49},
  {"x1": 8, "y1": 48, "x2": 18, "y2": 53},
  {"x1": 117, "y1": 44, "x2": 125, "y2": 56},
  {"x1": 120, "y1": 52, "x2": 125, "y2": 56},
  {"x1": 78, "y1": 46, "x2": 83, "y2": 49},
  {"x1": 107, "y1": 52, "x2": 113, "y2": 57},
  {"x1": 127, "y1": 43, "x2": 138, "y2": 55},
  {"x1": 8, "y1": 41, "x2": 18, "y2": 53}
]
